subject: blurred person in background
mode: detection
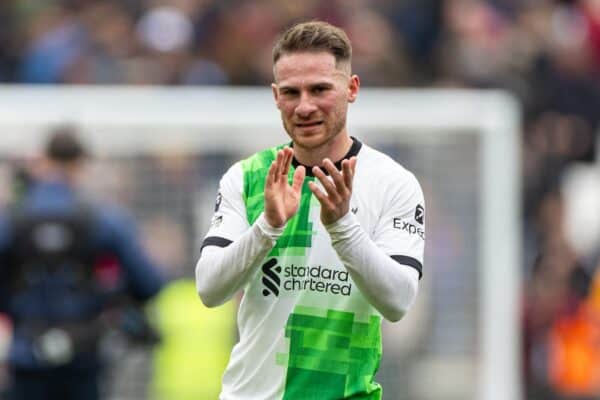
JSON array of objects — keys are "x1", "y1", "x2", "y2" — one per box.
[
  {"x1": 195, "y1": 20, "x2": 424, "y2": 399},
  {"x1": 0, "y1": 128, "x2": 164, "y2": 400},
  {"x1": 523, "y1": 250, "x2": 592, "y2": 399},
  {"x1": 522, "y1": 189, "x2": 600, "y2": 400}
]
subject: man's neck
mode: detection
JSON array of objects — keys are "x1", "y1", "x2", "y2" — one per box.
[{"x1": 293, "y1": 133, "x2": 353, "y2": 167}]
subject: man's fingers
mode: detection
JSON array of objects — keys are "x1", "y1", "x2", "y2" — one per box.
[
  {"x1": 267, "y1": 156, "x2": 278, "y2": 186},
  {"x1": 283, "y1": 147, "x2": 294, "y2": 176},
  {"x1": 274, "y1": 150, "x2": 286, "y2": 182},
  {"x1": 308, "y1": 181, "x2": 332, "y2": 209},
  {"x1": 274, "y1": 147, "x2": 294, "y2": 183},
  {"x1": 322, "y1": 158, "x2": 347, "y2": 193},
  {"x1": 312, "y1": 166, "x2": 341, "y2": 203},
  {"x1": 268, "y1": 148, "x2": 299, "y2": 188},
  {"x1": 342, "y1": 157, "x2": 356, "y2": 190},
  {"x1": 341, "y1": 160, "x2": 351, "y2": 189},
  {"x1": 292, "y1": 165, "x2": 305, "y2": 193}
]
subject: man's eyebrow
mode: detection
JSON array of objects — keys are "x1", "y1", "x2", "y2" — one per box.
[
  {"x1": 279, "y1": 80, "x2": 335, "y2": 90},
  {"x1": 311, "y1": 82, "x2": 334, "y2": 87},
  {"x1": 278, "y1": 85, "x2": 299, "y2": 92}
]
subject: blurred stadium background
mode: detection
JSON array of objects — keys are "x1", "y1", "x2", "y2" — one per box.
[{"x1": 0, "y1": 1, "x2": 599, "y2": 400}]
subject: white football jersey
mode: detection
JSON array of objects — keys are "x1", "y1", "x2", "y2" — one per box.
[{"x1": 202, "y1": 138, "x2": 425, "y2": 400}]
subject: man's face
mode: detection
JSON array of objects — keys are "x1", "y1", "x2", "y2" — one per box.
[{"x1": 272, "y1": 51, "x2": 359, "y2": 152}]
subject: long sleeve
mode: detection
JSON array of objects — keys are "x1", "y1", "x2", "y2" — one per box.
[
  {"x1": 195, "y1": 213, "x2": 283, "y2": 307},
  {"x1": 325, "y1": 211, "x2": 419, "y2": 322}
]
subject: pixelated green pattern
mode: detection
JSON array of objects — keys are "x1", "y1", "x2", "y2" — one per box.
[
  {"x1": 281, "y1": 308, "x2": 383, "y2": 399},
  {"x1": 241, "y1": 146, "x2": 315, "y2": 257}
]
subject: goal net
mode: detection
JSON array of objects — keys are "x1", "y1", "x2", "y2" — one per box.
[{"x1": 0, "y1": 86, "x2": 521, "y2": 400}]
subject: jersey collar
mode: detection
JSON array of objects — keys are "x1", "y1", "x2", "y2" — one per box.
[{"x1": 291, "y1": 136, "x2": 362, "y2": 177}]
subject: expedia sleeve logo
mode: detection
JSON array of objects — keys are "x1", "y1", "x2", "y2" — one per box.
[{"x1": 390, "y1": 204, "x2": 425, "y2": 240}]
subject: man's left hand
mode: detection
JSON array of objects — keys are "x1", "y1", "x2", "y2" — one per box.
[{"x1": 308, "y1": 156, "x2": 357, "y2": 225}]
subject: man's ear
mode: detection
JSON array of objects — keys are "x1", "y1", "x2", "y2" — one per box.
[
  {"x1": 348, "y1": 75, "x2": 360, "y2": 103},
  {"x1": 271, "y1": 83, "x2": 280, "y2": 109}
]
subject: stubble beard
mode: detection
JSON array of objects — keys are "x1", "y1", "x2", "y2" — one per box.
[{"x1": 282, "y1": 110, "x2": 347, "y2": 153}]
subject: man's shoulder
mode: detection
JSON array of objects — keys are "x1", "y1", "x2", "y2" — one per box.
[{"x1": 358, "y1": 143, "x2": 417, "y2": 183}]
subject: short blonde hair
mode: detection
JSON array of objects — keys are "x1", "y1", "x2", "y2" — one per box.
[{"x1": 272, "y1": 21, "x2": 352, "y2": 69}]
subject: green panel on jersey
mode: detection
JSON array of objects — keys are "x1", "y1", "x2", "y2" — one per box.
[
  {"x1": 241, "y1": 146, "x2": 316, "y2": 257},
  {"x1": 280, "y1": 308, "x2": 383, "y2": 400}
]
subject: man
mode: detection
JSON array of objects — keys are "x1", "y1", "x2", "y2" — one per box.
[
  {"x1": 0, "y1": 128, "x2": 164, "y2": 400},
  {"x1": 196, "y1": 21, "x2": 424, "y2": 400}
]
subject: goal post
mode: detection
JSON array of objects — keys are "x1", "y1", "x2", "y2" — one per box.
[{"x1": 0, "y1": 85, "x2": 521, "y2": 400}]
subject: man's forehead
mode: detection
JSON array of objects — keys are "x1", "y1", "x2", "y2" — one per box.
[{"x1": 273, "y1": 51, "x2": 349, "y2": 83}]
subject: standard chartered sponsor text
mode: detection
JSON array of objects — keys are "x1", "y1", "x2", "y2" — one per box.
[{"x1": 282, "y1": 264, "x2": 352, "y2": 296}]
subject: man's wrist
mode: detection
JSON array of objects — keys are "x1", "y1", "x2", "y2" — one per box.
[
  {"x1": 324, "y1": 210, "x2": 358, "y2": 236},
  {"x1": 256, "y1": 212, "x2": 285, "y2": 240}
]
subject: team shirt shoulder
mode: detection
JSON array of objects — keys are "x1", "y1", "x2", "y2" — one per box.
[{"x1": 358, "y1": 144, "x2": 422, "y2": 193}]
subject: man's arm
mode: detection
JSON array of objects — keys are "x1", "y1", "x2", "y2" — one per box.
[
  {"x1": 196, "y1": 213, "x2": 282, "y2": 307},
  {"x1": 309, "y1": 157, "x2": 422, "y2": 322},
  {"x1": 195, "y1": 148, "x2": 305, "y2": 307},
  {"x1": 325, "y1": 211, "x2": 420, "y2": 322}
]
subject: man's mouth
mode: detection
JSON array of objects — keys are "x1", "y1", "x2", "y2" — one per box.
[{"x1": 296, "y1": 121, "x2": 323, "y2": 128}]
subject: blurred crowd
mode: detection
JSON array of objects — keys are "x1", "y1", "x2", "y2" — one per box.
[{"x1": 1, "y1": 0, "x2": 600, "y2": 399}]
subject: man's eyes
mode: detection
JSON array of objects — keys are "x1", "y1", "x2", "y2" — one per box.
[
  {"x1": 280, "y1": 87, "x2": 330, "y2": 97},
  {"x1": 281, "y1": 89, "x2": 299, "y2": 97}
]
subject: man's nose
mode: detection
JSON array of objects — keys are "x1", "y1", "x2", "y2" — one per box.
[{"x1": 295, "y1": 93, "x2": 317, "y2": 117}]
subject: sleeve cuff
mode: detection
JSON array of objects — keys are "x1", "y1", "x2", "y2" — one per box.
[
  {"x1": 324, "y1": 210, "x2": 359, "y2": 238},
  {"x1": 255, "y1": 212, "x2": 285, "y2": 240}
]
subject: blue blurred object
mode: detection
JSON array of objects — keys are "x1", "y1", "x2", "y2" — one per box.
[{"x1": 19, "y1": 22, "x2": 85, "y2": 83}]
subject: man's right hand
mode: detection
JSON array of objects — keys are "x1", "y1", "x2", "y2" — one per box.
[{"x1": 264, "y1": 147, "x2": 305, "y2": 228}]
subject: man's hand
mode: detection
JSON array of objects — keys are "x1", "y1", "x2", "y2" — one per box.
[
  {"x1": 264, "y1": 147, "x2": 306, "y2": 228},
  {"x1": 308, "y1": 157, "x2": 357, "y2": 225}
]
